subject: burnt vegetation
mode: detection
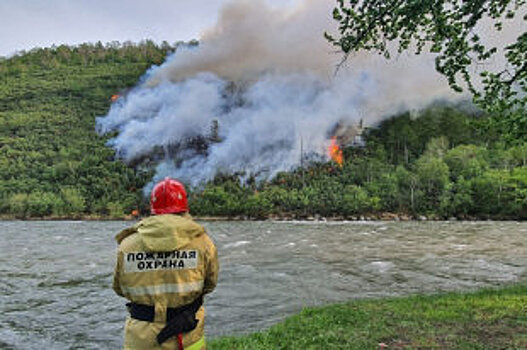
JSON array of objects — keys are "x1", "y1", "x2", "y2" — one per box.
[{"x1": 0, "y1": 42, "x2": 526, "y2": 219}]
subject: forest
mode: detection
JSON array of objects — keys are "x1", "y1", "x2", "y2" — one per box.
[
  {"x1": 189, "y1": 106, "x2": 527, "y2": 220},
  {"x1": 0, "y1": 41, "x2": 168, "y2": 218},
  {"x1": 0, "y1": 42, "x2": 525, "y2": 219}
]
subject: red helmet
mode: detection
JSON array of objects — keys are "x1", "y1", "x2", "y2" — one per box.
[{"x1": 150, "y1": 177, "x2": 188, "y2": 215}]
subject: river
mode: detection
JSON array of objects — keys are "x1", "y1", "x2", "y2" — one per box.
[{"x1": 1, "y1": 220, "x2": 526, "y2": 349}]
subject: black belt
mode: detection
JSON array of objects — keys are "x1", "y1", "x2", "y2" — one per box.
[{"x1": 126, "y1": 295, "x2": 203, "y2": 345}]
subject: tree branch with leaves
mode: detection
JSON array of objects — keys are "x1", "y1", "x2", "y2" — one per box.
[{"x1": 326, "y1": 0, "x2": 526, "y2": 115}]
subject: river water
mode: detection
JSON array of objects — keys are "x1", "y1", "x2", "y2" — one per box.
[{"x1": 1, "y1": 220, "x2": 526, "y2": 349}]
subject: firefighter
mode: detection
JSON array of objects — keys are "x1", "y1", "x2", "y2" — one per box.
[{"x1": 113, "y1": 177, "x2": 219, "y2": 350}]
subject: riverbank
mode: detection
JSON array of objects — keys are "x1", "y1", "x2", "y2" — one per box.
[
  {"x1": 194, "y1": 212, "x2": 486, "y2": 222},
  {"x1": 0, "y1": 214, "x2": 134, "y2": 221},
  {"x1": 0, "y1": 212, "x2": 521, "y2": 221},
  {"x1": 209, "y1": 283, "x2": 527, "y2": 349}
]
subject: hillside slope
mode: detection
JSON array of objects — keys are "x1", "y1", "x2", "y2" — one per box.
[
  {"x1": 0, "y1": 42, "x2": 172, "y2": 217},
  {"x1": 0, "y1": 42, "x2": 525, "y2": 220}
]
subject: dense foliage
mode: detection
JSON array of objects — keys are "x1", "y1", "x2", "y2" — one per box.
[
  {"x1": 0, "y1": 43, "x2": 525, "y2": 219},
  {"x1": 0, "y1": 41, "x2": 173, "y2": 218}
]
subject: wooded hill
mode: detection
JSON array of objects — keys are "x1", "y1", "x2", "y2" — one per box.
[
  {"x1": 0, "y1": 42, "x2": 170, "y2": 218},
  {"x1": 189, "y1": 107, "x2": 527, "y2": 220},
  {"x1": 0, "y1": 43, "x2": 525, "y2": 219}
]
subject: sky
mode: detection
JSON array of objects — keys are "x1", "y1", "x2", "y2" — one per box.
[{"x1": 0, "y1": 0, "x2": 300, "y2": 57}]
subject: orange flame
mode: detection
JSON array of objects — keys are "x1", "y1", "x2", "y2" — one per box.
[
  {"x1": 111, "y1": 94, "x2": 120, "y2": 102},
  {"x1": 328, "y1": 137, "x2": 343, "y2": 167}
]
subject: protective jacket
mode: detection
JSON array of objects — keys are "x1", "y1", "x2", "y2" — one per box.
[{"x1": 113, "y1": 213, "x2": 218, "y2": 350}]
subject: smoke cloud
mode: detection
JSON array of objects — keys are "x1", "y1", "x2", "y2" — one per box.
[{"x1": 99, "y1": 0, "x2": 515, "y2": 191}]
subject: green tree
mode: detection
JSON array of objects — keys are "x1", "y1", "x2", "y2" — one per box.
[
  {"x1": 26, "y1": 191, "x2": 62, "y2": 217},
  {"x1": 394, "y1": 165, "x2": 421, "y2": 212},
  {"x1": 471, "y1": 169, "x2": 523, "y2": 216},
  {"x1": 192, "y1": 184, "x2": 241, "y2": 216},
  {"x1": 488, "y1": 144, "x2": 515, "y2": 170},
  {"x1": 423, "y1": 136, "x2": 450, "y2": 159},
  {"x1": 240, "y1": 193, "x2": 274, "y2": 218},
  {"x1": 342, "y1": 184, "x2": 380, "y2": 214},
  {"x1": 510, "y1": 142, "x2": 527, "y2": 166},
  {"x1": 440, "y1": 176, "x2": 474, "y2": 217},
  {"x1": 365, "y1": 172, "x2": 399, "y2": 211},
  {"x1": 8, "y1": 193, "x2": 28, "y2": 218},
  {"x1": 57, "y1": 187, "x2": 86, "y2": 216},
  {"x1": 415, "y1": 154, "x2": 451, "y2": 211},
  {"x1": 444, "y1": 144, "x2": 489, "y2": 180}
]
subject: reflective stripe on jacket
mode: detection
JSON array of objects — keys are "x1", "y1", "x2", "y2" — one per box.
[{"x1": 113, "y1": 213, "x2": 219, "y2": 350}]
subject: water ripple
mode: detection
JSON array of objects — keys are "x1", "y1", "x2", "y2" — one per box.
[{"x1": 0, "y1": 220, "x2": 525, "y2": 348}]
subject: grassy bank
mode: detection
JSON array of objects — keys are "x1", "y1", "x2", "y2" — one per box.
[{"x1": 209, "y1": 283, "x2": 527, "y2": 349}]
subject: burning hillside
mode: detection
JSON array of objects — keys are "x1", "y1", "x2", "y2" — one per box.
[{"x1": 96, "y1": 0, "x2": 462, "y2": 192}]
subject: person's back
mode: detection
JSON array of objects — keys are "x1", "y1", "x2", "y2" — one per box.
[{"x1": 113, "y1": 178, "x2": 218, "y2": 350}]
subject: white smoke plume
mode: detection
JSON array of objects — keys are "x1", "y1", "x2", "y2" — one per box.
[{"x1": 99, "y1": 0, "x2": 516, "y2": 191}]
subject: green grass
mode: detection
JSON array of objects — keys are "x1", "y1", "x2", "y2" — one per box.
[{"x1": 209, "y1": 283, "x2": 527, "y2": 349}]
